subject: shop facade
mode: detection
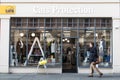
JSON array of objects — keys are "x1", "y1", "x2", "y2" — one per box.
[{"x1": 0, "y1": 0, "x2": 120, "y2": 73}]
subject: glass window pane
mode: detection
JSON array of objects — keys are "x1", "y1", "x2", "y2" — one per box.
[
  {"x1": 96, "y1": 18, "x2": 101, "y2": 27},
  {"x1": 21, "y1": 18, "x2": 27, "y2": 27},
  {"x1": 33, "y1": 18, "x2": 39, "y2": 27},
  {"x1": 85, "y1": 18, "x2": 89, "y2": 27},
  {"x1": 68, "y1": 18, "x2": 72, "y2": 27},
  {"x1": 101, "y1": 18, "x2": 106, "y2": 27},
  {"x1": 28, "y1": 18, "x2": 34, "y2": 27},
  {"x1": 62, "y1": 18, "x2": 68, "y2": 27},
  {"x1": 79, "y1": 18, "x2": 84, "y2": 27},
  {"x1": 44, "y1": 29, "x2": 62, "y2": 68},
  {"x1": 11, "y1": 18, "x2": 17, "y2": 27},
  {"x1": 45, "y1": 18, "x2": 51, "y2": 27},
  {"x1": 57, "y1": 18, "x2": 61, "y2": 27},
  {"x1": 26, "y1": 29, "x2": 44, "y2": 66},
  {"x1": 10, "y1": 29, "x2": 27, "y2": 66},
  {"x1": 38, "y1": 18, "x2": 44, "y2": 27},
  {"x1": 73, "y1": 18, "x2": 77, "y2": 27},
  {"x1": 78, "y1": 29, "x2": 112, "y2": 68},
  {"x1": 96, "y1": 30, "x2": 112, "y2": 67},
  {"x1": 90, "y1": 18, "x2": 94, "y2": 27},
  {"x1": 51, "y1": 18, "x2": 57, "y2": 27},
  {"x1": 78, "y1": 30, "x2": 94, "y2": 67},
  {"x1": 16, "y1": 18, "x2": 22, "y2": 27}
]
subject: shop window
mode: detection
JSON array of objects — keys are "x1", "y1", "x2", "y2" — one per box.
[
  {"x1": 38, "y1": 18, "x2": 44, "y2": 27},
  {"x1": 73, "y1": 18, "x2": 78, "y2": 27},
  {"x1": 96, "y1": 18, "x2": 101, "y2": 27},
  {"x1": 45, "y1": 18, "x2": 51, "y2": 27},
  {"x1": 44, "y1": 30, "x2": 62, "y2": 65},
  {"x1": 90, "y1": 18, "x2": 94, "y2": 27},
  {"x1": 33, "y1": 18, "x2": 39, "y2": 27},
  {"x1": 106, "y1": 19, "x2": 112, "y2": 28},
  {"x1": 10, "y1": 17, "x2": 112, "y2": 68},
  {"x1": 68, "y1": 18, "x2": 72, "y2": 27},
  {"x1": 21, "y1": 18, "x2": 27, "y2": 27},
  {"x1": 62, "y1": 18, "x2": 68, "y2": 27},
  {"x1": 101, "y1": 19, "x2": 106, "y2": 27},
  {"x1": 11, "y1": 18, "x2": 17, "y2": 27},
  {"x1": 79, "y1": 18, "x2": 84, "y2": 27},
  {"x1": 84, "y1": 18, "x2": 89, "y2": 27},
  {"x1": 16, "y1": 18, "x2": 22, "y2": 27},
  {"x1": 28, "y1": 18, "x2": 34, "y2": 27},
  {"x1": 57, "y1": 18, "x2": 61, "y2": 27},
  {"x1": 51, "y1": 18, "x2": 57, "y2": 27},
  {"x1": 78, "y1": 29, "x2": 112, "y2": 68}
]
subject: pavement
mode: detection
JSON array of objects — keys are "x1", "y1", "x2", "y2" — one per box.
[{"x1": 0, "y1": 73, "x2": 120, "y2": 80}]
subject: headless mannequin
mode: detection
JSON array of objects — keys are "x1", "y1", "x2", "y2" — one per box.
[
  {"x1": 99, "y1": 40, "x2": 103, "y2": 54},
  {"x1": 99, "y1": 37, "x2": 105, "y2": 63},
  {"x1": 16, "y1": 38, "x2": 24, "y2": 64},
  {"x1": 51, "y1": 41, "x2": 56, "y2": 58}
]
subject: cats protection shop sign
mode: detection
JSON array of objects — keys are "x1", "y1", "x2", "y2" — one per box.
[{"x1": 0, "y1": 5, "x2": 16, "y2": 14}]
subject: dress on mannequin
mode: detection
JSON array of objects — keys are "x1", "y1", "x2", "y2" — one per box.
[
  {"x1": 99, "y1": 38, "x2": 105, "y2": 63},
  {"x1": 51, "y1": 41, "x2": 56, "y2": 58},
  {"x1": 99, "y1": 40, "x2": 104, "y2": 56}
]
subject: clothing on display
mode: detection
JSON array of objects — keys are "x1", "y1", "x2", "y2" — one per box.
[
  {"x1": 20, "y1": 40, "x2": 23, "y2": 48},
  {"x1": 16, "y1": 39, "x2": 26, "y2": 64},
  {"x1": 99, "y1": 37, "x2": 105, "y2": 55},
  {"x1": 51, "y1": 42, "x2": 56, "y2": 53},
  {"x1": 98, "y1": 37, "x2": 106, "y2": 63},
  {"x1": 99, "y1": 40, "x2": 104, "y2": 56}
]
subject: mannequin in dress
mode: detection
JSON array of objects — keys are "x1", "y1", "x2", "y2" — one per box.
[
  {"x1": 99, "y1": 36, "x2": 105, "y2": 63},
  {"x1": 51, "y1": 41, "x2": 56, "y2": 58}
]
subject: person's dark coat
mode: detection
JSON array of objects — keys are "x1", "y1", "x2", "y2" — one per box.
[{"x1": 89, "y1": 47, "x2": 98, "y2": 63}]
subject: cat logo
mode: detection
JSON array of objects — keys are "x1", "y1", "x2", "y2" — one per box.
[{"x1": 0, "y1": 5, "x2": 16, "y2": 14}]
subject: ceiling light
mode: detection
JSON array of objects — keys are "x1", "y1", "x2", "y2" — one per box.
[
  {"x1": 20, "y1": 33, "x2": 24, "y2": 37},
  {"x1": 65, "y1": 38, "x2": 67, "y2": 40},
  {"x1": 67, "y1": 40, "x2": 70, "y2": 43},
  {"x1": 31, "y1": 33, "x2": 35, "y2": 37},
  {"x1": 96, "y1": 33, "x2": 98, "y2": 37}
]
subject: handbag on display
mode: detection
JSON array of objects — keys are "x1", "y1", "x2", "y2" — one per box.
[{"x1": 39, "y1": 59, "x2": 47, "y2": 66}]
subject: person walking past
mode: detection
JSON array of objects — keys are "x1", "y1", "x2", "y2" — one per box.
[{"x1": 88, "y1": 42, "x2": 103, "y2": 77}]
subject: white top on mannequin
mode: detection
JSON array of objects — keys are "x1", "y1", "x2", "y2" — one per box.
[
  {"x1": 20, "y1": 40, "x2": 23, "y2": 48},
  {"x1": 51, "y1": 42, "x2": 56, "y2": 53},
  {"x1": 99, "y1": 40, "x2": 103, "y2": 51}
]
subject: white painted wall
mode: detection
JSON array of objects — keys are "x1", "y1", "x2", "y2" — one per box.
[
  {"x1": 0, "y1": 19, "x2": 10, "y2": 73},
  {"x1": 1, "y1": 0, "x2": 119, "y2": 2},
  {"x1": 113, "y1": 19, "x2": 120, "y2": 73},
  {"x1": 0, "y1": 19, "x2": 1, "y2": 41},
  {"x1": 0, "y1": 19, "x2": 1, "y2": 65},
  {"x1": 0, "y1": 4, "x2": 119, "y2": 18}
]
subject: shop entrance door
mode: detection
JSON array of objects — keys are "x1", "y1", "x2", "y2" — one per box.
[{"x1": 62, "y1": 38, "x2": 77, "y2": 73}]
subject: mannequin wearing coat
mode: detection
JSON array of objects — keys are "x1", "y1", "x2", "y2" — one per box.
[{"x1": 16, "y1": 38, "x2": 26, "y2": 64}]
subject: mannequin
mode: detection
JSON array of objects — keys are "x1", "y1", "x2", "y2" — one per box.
[
  {"x1": 16, "y1": 38, "x2": 25, "y2": 64},
  {"x1": 51, "y1": 41, "x2": 56, "y2": 58},
  {"x1": 99, "y1": 36, "x2": 105, "y2": 63}
]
